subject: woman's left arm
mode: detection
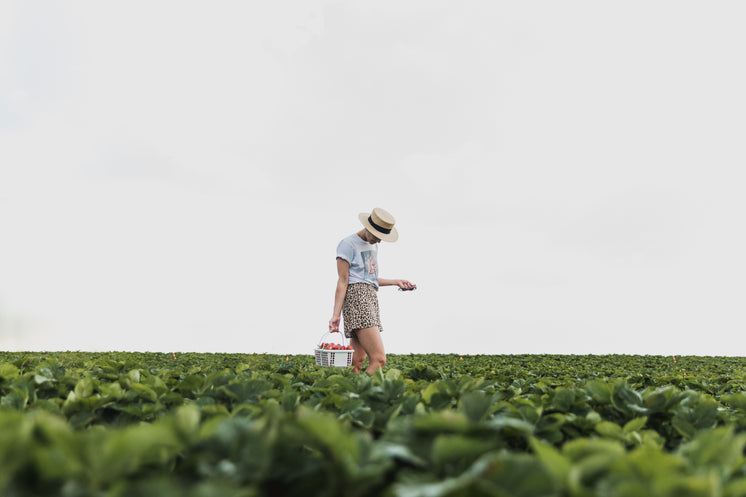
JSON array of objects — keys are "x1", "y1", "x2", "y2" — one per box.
[{"x1": 378, "y1": 278, "x2": 416, "y2": 290}]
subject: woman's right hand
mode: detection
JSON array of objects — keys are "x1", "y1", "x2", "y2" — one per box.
[{"x1": 329, "y1": 316, "x2": 341, "y2": 332}]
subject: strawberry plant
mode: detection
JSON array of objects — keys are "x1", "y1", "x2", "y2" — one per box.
[{"x1": 1, "y1": 352, "x2": 746, "y2": 495}]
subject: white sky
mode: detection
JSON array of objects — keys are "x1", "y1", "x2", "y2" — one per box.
[{"x1": 1, "y1": 1, "x2": 745, "y2": 356}]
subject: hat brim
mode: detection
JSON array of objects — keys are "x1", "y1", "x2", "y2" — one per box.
[{"x1": 358, "y1": 212, "x2": 399, "y2": 242}]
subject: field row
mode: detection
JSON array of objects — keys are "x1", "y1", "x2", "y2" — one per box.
[{"x1": 0, "y1": 352, "x2": 745, "y2": 496}]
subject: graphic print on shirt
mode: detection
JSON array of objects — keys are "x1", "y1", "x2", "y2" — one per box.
[{"x1": 361, "y1": 250, "x2": 378, "y2": 284}]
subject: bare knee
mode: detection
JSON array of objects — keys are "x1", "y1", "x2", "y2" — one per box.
[
  {"x1": 352, "y1": 356, "x2": 365, "y2": 370},
  {"x1": 368, "y1": 353, "x2": 386, "y2": 370}
]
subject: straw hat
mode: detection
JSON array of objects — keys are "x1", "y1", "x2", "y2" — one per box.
[{"x1": 358, "y1": 207, "x2": 399, "y2": 242}]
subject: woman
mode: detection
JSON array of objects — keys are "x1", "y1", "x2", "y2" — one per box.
[{"x1": 329, "y1": 207, "x2": 416, "y2": 373}]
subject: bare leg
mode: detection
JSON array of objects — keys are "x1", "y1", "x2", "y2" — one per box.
[
  {"x1": 349, "y1": 334, "x2": 366, "y2": 373},
  {"x1": 352, "y1": 327, "x2": 386, "y2": 374}
]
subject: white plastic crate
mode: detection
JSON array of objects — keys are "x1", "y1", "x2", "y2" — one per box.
[{"x1": 314, "y1": 331, "x2": 354, "y2": 367}]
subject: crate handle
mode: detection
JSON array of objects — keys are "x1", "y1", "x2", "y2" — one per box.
[{"x1": 317, "y1": 331, "x2": 348, "y2": 348}]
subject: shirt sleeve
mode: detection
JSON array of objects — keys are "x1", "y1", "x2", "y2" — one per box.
[{"x1": 336, "y1": 238, "x2": 354, "y2": 264}]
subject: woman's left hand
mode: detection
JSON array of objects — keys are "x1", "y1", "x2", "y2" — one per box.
[{"x1": 397, "y1": 280, "x2": 417, "y2": 291}]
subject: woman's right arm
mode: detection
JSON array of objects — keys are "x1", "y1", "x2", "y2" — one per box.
[{"x1": 329, "y1": 258, "x2": 350, "y2": 332}]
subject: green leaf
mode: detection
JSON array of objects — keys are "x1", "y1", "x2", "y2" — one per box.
[
  {"x1": 127, "y1": 369, "x2": 141, "y2": 383},
  {"x1": 385, "y1": 368, "x2": 402, "y2": 381},
  {"x1": 672, "y1": 393, "x2": 718, "y2": 439},
  {"x1": 595, "y1": 421, "x2": 623, "y2": 439},
  {"x1": 389, "y1": 453, "x2": 493, "y2": 497},
  {"x1": 413, "y1": 411, "x2": 470, "y2": 433},
  {"x1": 173, "y1": 404, "x2": 201, "y2": 441},
  {"x1": 551, "y1": 387, "x2": 576, "y2": 412},
  {"x1": 585, "y1": 380, "x2": 612, "y2": 403},
  {"x1": 96, "y1": 423, "x2": 181, "y2": 483},
  {"x1": 485, "y1": 416, "x2": 535, "y2": 436},
  {"x1": 280, "y1": 389, "x2": 298, "y2": 412},
  {"x1": 611, "y1": 380, "x2": 644, "y2": 415},
  {"x1": 563, "y1": 437, "x2": 626, "y2": 462},
  {"x1": 0, "y1": 363, "x2": 19, "y2": 380},
  {"x1": 177, "y1": 374, "x2": 206, "y2": 395},
  {"x1": 294, "y1": 406, "x2": 360, "y2": 475},
  {"x1": 68, "y1": 411, "x2": 97, "y2": 429},
  {"x1": 623, "y1": 417, "x2": 647, "y2": 433},
  {"x1": 235, "y1": 362, "x2": 252, "y2": 373},
  {"x1": 31, "y1": 398, "x2": 63, "y2": 415},
  {"x1": 643, "y1": 385, "x2": 682, "y2": 413},
  {"x1": 515, "y1": 400, "x2": 541, "y2": 424},
  {"x1": 678, "y1": 426, "x2": 746, "y2": 471},
  {"x1": 99, "y1": 381, "x2": 125, "y2": 401},
  {"x1": 370, "y1": 441, "x2": 427, "y2": 467},
  {"x1": 1, "y1": 388, "x2": 29, "y2": 410},
  {"x1": 725, "y1": 477, "x2": 746, "y2": 497},
  {"x1": 349, "y1": 406, "x2": 375, "y2": 429},
  {"x1": 721, "y1": 392, "x2": 746, "y2": 411},
  {"x1": 34, "y1": 374, "x2": 54, "y2": 385},
  {"x1": 131, "y1": 382, "x2": 158, "y2": 402},
  {"x1": 458, "y1": 390, "x2": 494, "y2": 423},
  {"x1": 393, "y1": 451, "x2": 555, "y2": 497},
  {"x1": 431, "y1": 434, "x2": 494, "y2": 467},
  {"x1": 420, "y1": 382, "x2": 439, "y2": 405},
  {"x1": 531, "y1": 437, "x2": 571, "y2": 486},
  {"x1": 74, "y1": 377, "x2": 95, "y2": 398},
  {"x1": 624, "y1": 443, "x2": 685, "y2": 479},
  {"x1": 201, "y1": 404, "x2": 230, "y2": 417}
]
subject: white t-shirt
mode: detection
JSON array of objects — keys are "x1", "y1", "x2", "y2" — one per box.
[{"x1": 336, "y1": 233, "x2": 379, "y2": 289}]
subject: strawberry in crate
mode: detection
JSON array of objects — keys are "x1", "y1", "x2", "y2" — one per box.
[{"x1": 319, "y1": 343, "x2": 354, "y2": 350}]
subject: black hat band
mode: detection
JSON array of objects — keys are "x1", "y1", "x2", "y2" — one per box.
[{"x1": 368, "y1": 216, "x2": 392, "y2": 234}]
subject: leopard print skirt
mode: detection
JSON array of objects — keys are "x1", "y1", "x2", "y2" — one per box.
[{"x1": 342, "y1": 283, "x2": 383, "y2": 338}]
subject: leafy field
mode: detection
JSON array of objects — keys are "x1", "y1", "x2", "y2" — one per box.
[{"x1": 1, "y1": 352, "x2": 746, "y2": 496}]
